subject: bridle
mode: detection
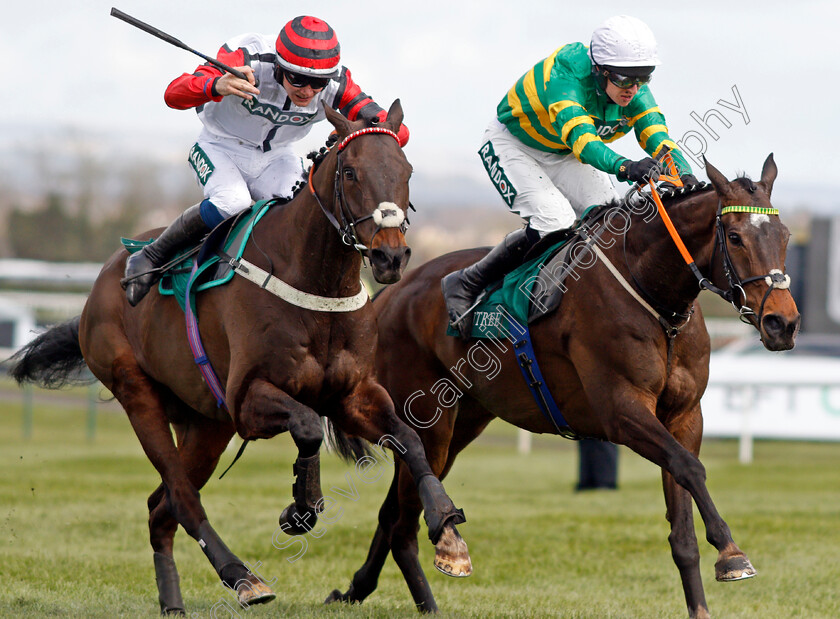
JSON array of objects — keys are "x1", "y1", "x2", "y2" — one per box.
[
  {"x1": 307, "y1": 126, "x2": 411, "y2": 254},
  {"x1": 703, "y1": 203, "x2": 791, "y2": 325},
  {"x1": 626, "y1": 181, "x2": 791, "y2": 331}
]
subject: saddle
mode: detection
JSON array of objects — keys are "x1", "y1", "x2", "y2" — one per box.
[
  {"x1": 120, "y1": 199, "x2": 281, "y2": 314},
  {"x1": 446, "y1": 202, "x2": 615, "y2": 340}
]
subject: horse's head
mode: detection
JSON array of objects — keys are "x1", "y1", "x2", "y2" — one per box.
[
  {"x1": 704, "y1": 154, "x2": 800, "y2": 351},
  {"x1": 322, "y1": 100, "x2": 412, "y2": 284}
]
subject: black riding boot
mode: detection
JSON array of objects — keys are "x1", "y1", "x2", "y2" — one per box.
[
  {"x1": 123, "y1": 204, "x2": 210, "y2": 306},
  {"x1": 441, "y1": 227, "x2": 538, "y2": 339}
]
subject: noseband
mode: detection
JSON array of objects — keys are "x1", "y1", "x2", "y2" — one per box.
[
  {"x1": 703, "y1": 204, "x2": 791, "y2": 325},
  {"x1": 308, "y1": 127, "x2": 410, "y2": 253}
]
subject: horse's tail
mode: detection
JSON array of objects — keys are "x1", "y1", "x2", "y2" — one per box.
[
  {"x1": 323, "y1": 418, "x2": 373, "y2": 464},
  {"x1": 7, "y1": 316, "x2": 93, "y2": 388}
]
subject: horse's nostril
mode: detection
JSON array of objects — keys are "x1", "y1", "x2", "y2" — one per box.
[{"x1": 762, "y1": 314, "x2": 784, "y2": 338}]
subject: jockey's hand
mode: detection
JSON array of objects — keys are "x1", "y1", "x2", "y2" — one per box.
[
  {"x1": 617, "y1": 157, "x2": 661, "y2": 183},
  {"x1": 660, "y1": 173, "x2": 702, "y2": 191},
  {"x1": 215, "y1": 66, "x2": 260, "y2": 101}
]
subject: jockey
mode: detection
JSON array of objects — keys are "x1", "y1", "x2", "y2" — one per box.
[
  {"x1": 124, "y1": 15, "x2": 409, "y2": 306},
  {"x1": 442, "y1": 15, "x2": 698, "y2": 338}
]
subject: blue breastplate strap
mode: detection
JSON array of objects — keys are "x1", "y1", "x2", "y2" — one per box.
[{"x1": 511, "y1": 323, "x2": 579, "y2": 440}]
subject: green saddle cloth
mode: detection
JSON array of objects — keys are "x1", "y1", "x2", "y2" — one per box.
[
  {"x1": 446, "y1": 235, "x2": 573, "y2": 340},
  {"x1": 121, "y1": 200, "x2": 274, "y2": 313}
]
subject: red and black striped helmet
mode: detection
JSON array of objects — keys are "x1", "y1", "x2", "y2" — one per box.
[{"x1": 275, "y1": 16, "x2": 341, "y2": 78}]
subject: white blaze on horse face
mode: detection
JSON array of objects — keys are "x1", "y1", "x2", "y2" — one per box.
[
  {"x1": 372, "y1": 202, "x2": 405, "y2": 228},
  {"x1": 749, "y1": 213, "x2": 771, "y2": 227}
]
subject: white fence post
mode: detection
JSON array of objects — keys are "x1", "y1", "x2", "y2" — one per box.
[{"x1": 517, "y1": 429, "x2": 532, "y2": 454}]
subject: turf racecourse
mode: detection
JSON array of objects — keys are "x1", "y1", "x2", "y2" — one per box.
[{"x1": 1, "y1": 385, "x2": 839, "y2": 618}]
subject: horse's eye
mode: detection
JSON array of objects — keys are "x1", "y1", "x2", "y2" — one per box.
[
  {"x1": 728, "y1": 232, "x2": 743, "y2": 247},
  {"x1": 343, "y1": 168, "x2": 356, "y2": 181}
]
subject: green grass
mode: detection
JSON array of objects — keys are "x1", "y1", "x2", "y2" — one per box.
[{"x1": 2, "y1": 385, "x2": 840, "y2": 618}]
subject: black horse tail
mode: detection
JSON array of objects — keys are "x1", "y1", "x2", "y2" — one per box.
[
  {"x1": 323, "y1": 418, "x2": 373, "y2": 464},
  {"x1": 7, "y1": 316, "x2": 93, "y2": 388}
]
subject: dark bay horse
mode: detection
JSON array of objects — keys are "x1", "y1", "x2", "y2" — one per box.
[
  {"x1": 328, "y1": 155, "x2": 799, "y2": 618},
  {"x1": 9, "y1": 100, "x2": 467, "y2": 615}
]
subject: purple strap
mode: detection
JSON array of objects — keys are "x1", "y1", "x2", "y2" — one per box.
[{"x1": 185, "y1": 262, "x2": 228, "y2": 410}]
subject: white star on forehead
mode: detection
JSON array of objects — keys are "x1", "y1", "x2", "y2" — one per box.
[{"x1": 749, "y1": 213, "x2": 770, "y2": 227}]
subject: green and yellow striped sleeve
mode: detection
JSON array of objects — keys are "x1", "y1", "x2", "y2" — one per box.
[
  {"x1": 550, "y1": 94, "x2": 625, "y2": 174},
  {"x1": 629, "y1": 89, "x2": 692, "y2": 175}
]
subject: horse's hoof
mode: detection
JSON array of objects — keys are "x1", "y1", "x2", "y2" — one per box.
[
  {"x1": 689, "y1": 606, "x2": 712, "y2": 619},
  {"x1": 433, "y1": 525, "x2": 472, "y2": 578},
  {"x1": 278, "y1": 503, "x2": 316, "y2": 535},
  {"x1": 324, "y1": 588, "x2": 356, "y2": 605},
  {"x1": 324, "y1": 589, "x2": 345, "y2": 604},
  {"x1": 715, "y1": 555, "x2": 756, "y2": 581},
  {"x1": 238, "y1": 580, "x2": 276, "y2": 606},
  {"x1": 162, "y1": 608, "x2": 185, "y2": 617}
]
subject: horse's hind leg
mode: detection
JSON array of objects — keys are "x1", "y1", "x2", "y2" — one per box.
[
  {"x1": 111, "y1": 362, "x2": 273, "y2": 609},
  {"x1": 325, "y1": 471, "x2": 401, "y2": 606},
  {"x1": 148, "y1": 413, "x2": 275, "y2": 614}
]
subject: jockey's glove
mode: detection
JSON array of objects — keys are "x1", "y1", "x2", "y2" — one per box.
[{"x1": 617, "y1": 157, "x2": 662, "y2": 183}]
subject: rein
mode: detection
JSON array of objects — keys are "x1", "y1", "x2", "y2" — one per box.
[{"x1": 308, "y1": 127, "x2": 409, "y2": 253}]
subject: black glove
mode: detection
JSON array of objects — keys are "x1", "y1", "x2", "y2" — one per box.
[
  {"x1": 660, "y1": 173, "x2": 701, "y2": 191},
  {"x1": 616, "y1": 157, "x2": 661, "y2": 183}
]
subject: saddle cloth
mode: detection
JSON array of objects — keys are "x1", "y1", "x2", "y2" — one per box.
[
  {"x1": 445, "y1": 203, "x2": 614, "y2": 340},
  {"x1": 120, "y1": 199, "x2": 278, "y2": 313}
]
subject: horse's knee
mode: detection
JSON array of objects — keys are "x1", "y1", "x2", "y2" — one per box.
[
  {"x1": 289, "y1": 414, "x2": 324, "y2": 456},
  {"x1": 669, "y1": 453, "x2": 706, "y2": 489}
]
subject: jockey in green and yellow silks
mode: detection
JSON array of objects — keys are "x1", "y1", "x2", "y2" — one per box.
[
  {"x1": 444, "y1": 15, "x2": 699, "y2": 339},
  {"x1": 497, "y1": 42, "x2": 692, "y2": 178}
]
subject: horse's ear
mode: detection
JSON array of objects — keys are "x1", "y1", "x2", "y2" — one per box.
[
  {"x1": 384, "y1": 99, "x2": 404, "y2": 130},
  {"x1": 759, "y1": 153, "x2": 777, "y2": 196},
  {"x1": 323, "y1": 101, "x2": 352, "y2": 137},
  {"x1": 703, "y1": 156, "x2": 735, "y2": 201}
]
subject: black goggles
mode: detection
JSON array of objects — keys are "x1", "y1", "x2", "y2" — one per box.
[
  {"x1": 602, "y1": 69, "x2": 652, "y2": 89},
  {"x1": 279, "y1": 68, "x2": 330, "y2": 90}
]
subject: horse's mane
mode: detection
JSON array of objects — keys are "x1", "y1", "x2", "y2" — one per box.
[{"x1": 305, "y1": 132, "x2": 340, "y2": 169}]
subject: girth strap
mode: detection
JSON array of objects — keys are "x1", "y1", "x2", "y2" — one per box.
[{"x1": 510, "y1": 319, "x2": 579, "y2": 440}]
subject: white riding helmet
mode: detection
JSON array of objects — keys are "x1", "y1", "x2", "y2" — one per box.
[{"x1": 589, "y1": 15, "x2": 661, "y2": 68}]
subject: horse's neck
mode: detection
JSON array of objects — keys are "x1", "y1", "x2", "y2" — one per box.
[
  {"x1": 261, "y1": 162, "x2": 363, "y2": 297},
  {"x1": 625, "y1": 190, "x2": 719, "y2": 310}
]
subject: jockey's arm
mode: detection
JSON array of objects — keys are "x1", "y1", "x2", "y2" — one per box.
[{"x1": 164, "y1": 45, "x2": 257, "y2": 109}]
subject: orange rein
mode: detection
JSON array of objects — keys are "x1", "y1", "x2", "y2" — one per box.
[{"x1": 646, "y1": 153, "x2": 695, "y2": 267}]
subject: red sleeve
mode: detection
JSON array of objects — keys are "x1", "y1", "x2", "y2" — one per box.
[
  {"x1": 374, "y1": 109, "x2": 410, "y2": 147},
  {"x1": 333, "y1": 69, "x2": 409, "y2": 146},
  {"x1": 164, "y1": 46, "x2": 246, "y2": 110},
  {"x1": 333, "y1": 68, "x2": 383, "y2": 121}
]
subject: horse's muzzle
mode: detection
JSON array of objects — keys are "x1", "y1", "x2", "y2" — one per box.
[
  {"x1": 760, "y1": 312, "x2": 800, "y2": 351},
  {"x1": 370, "y1": 246, "x2": 411, "y2": 284}
]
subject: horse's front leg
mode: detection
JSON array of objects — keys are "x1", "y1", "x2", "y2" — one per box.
[
  {"x1": 662, "y1": 405, "x2": 710, "y2": 619},
  {"x1": 236, "y1": 378, "x2": 324, "y2": 535},
  {"x1": 586, "y1": 379, "x2": 754, "y2": 612},
  {"x1": 338, "y1": 378, "x2": 467, "y2": 546}
]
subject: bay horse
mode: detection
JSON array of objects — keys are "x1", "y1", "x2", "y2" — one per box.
[
  {"x1": 327, "y1": 155, "x2": 799, "y2": 618},
  {"x1": 9, "y1": 100, "x2": 467, "y2": 615}
]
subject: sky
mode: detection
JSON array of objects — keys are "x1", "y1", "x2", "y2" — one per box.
[{"x1": 2, "y1": 0, "x2": 839, "y2": 211}]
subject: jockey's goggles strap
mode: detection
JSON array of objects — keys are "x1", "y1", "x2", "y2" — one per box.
[{"x1": 720, "y1": 205, "x2": 780, "y2": 216}]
